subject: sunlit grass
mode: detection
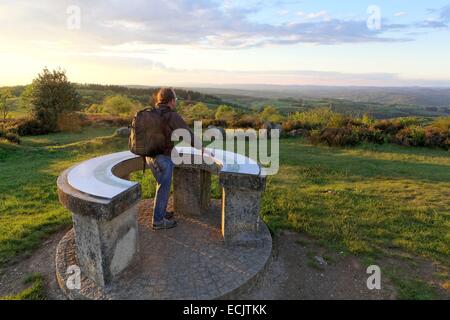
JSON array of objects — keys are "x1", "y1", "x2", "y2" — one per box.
[
  {"x1": 261, "y1": 139, "x2": 450, "y2": 263},
  {"x1": 0, "y1": 128, "x2": 448, "y2": 298}
]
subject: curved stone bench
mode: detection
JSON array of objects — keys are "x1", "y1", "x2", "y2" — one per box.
[{"x1": 57, "y1": 147, "x2": 267, "y2": 287}]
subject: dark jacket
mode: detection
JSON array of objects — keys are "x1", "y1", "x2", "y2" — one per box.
[{"x1": 155, "y1": 104, "x2": 202, "y2": 156}]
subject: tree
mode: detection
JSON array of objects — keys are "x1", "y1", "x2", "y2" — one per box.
[
  {"x1": 0, "y1": 88, "x2": 13, "y2": 120},
  {"x1": 259, "y1": 106, "x2": 284, "y2": 123},
  {"x1": 101, "y1": 95, "x2": 141, "y2": 116},
  {"x1": 18, "y1": 85, "x2": 34, "y2": 112},
  {"x1": 215, "y1": 105, "x2": 236, "y2": 122},
  {"x1": 29, "y1": 68, "x2": 81, "y2": 132},
  {"x1": 181, "y1": 102, "x2": 214, "y2": 124}
]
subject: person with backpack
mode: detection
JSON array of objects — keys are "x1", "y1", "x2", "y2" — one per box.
[{"x1": 129, "y1": 87, "x2": 210, "y2": 230}]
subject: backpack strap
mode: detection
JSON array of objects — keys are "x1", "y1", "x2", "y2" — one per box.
[{"x1": 142, "y1": 156, "x2": 146, "y2": 174}]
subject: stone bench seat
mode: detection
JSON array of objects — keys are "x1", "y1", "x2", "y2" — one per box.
[{"x1": 57, "y1": 146, "x2": 266, "y2": 287}]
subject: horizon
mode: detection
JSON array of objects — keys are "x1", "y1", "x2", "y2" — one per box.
[{"x1": 1, "y1": 1, "x2": 450, "y2": 87}]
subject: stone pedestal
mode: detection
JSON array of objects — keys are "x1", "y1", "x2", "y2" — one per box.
[
  {"x1": 72, "y1": 203, "x2": 139, "y2": 287},
  {"x1": 57, "y1": 168, "x2": 141, "y2": 287},
  {"x1": 219, "y1": 173, "x2": 266, "y2": 245},
  {"x1": 173, "y1": 166, "x2": 211, "y2": 216}
]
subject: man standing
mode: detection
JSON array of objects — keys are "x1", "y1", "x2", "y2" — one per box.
[{"x1": 149, "y1": 87, "x2": 207, "y2": 230}]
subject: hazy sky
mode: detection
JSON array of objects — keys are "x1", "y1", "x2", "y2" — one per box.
[{"x1": 1, "y1": 0, "x2": 450, "y2": 87}]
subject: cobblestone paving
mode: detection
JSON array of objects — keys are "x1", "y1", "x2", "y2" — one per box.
[{"x1": 55, "y1": 199, "x2": 272, "y2": 300}]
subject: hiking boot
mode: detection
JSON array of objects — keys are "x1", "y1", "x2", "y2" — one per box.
[
  {"x1": 165, "y1": 211, "x2": 174, "y2": 220},
  {"x1": 153, "y1": 218, "x2": 177, "y2": 230}
]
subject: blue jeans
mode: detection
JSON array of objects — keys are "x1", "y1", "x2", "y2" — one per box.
[{"x1": 150, "y1": 155, "x2": 174, "y2": 223}]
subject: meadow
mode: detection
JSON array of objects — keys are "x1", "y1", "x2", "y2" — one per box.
[{"x1": 0, "y1": 126, "x2": 449, "y2": 299}]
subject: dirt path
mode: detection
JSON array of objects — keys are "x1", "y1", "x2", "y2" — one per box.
[
  {"x1": 243, "y1": 231, "x2": 396, "y2": 299},
  {"x1": 0, "y1": 228, "x2": 69, "y2": 300},
  {"x1": 0, "y1": 228, "x2": 446, "y2": 300}
]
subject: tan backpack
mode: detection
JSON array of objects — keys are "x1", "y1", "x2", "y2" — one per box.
[{"x1": 129, "y1": 107, "x2": 170, "y2": 171}]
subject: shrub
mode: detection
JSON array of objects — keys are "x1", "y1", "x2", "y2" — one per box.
[
  {"x1": 282, "y1": 120, "x2": 304, "y2": 132},
  {"x1": 290, "y1": 107, "x2": 345, "y2": 129},
  {"x1": 202, "y1": 119, "x2": 228, "y2": 128},
  {"x1": 259, "y1": 106, "x2": 284, "y2": 123},
  {"x1": 231, "y1": 114, "x2": 262, "y2": 129},
  {"x1": 397, "y1": 117, "x2": 421, "y2": 127},
  {"x1": 101, "y1": 95, "x2": 141, "y2": 116},
  {"x1": 314, "y1": 127, "x2": 359, "y2": 147},
  {"x1": 374, "y1": 119, "x2": 405, "y2": 135},
  {"x1": 308, "y1": 129, "x2": 322, "y2": 145},
  {"x1": 15, "y1": 118, "x2": 50, "y2": 136},
  {"x1": 353, "y1": 126, "x2": 386, "y2": 144},
  {"x1": 0, "y1": 128, "x2": 20, "y2": 144},
  {"x1": 431, "y1": 117, "x2": 450, "y2": 131},
  {"x1": 215, "y1": 105, "x2": 237, "y2": 123},
  {"x1": 57, "y1": 112, "x2": 82, "y2": 133},
  {"x1": 179, "y1": 102, "x2": 214, "y2": 125},
  {"x1": 394, "y1": 127, "x2": 426, "y2": 147},
  {"x1": 423, "y1": 127, "x2": 449, "y2": 149}
]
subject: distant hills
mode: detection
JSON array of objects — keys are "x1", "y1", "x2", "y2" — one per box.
[
  {"x1": 3, "y1": 83, "x2": 450, "y2": 120},
  {"x1": 189, "y1": 84, "x2": 450, "y2": 108}
]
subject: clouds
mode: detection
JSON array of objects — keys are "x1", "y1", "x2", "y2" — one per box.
[
  {"x1": 1, "y1": 1, "x2": 450, "y2": 87},
  {"x1": 0, "y1": 0, "x2": 418, "y2": 50},
  {"x1": 421, "y1": 4, "x2": 450, "y2": 29}
]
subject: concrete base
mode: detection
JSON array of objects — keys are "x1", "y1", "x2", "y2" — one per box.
[
  {"x1": 71, "y1": 203, "x2": 139, "y2": 286},
  {"x1": 173, "y1": 167, "x2": 211, "y2": 216},
  {"x1": 55, "y1": 199, "x2": 272, "y2": 300}
]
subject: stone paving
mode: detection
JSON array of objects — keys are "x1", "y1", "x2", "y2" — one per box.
[{"x1": 55, "y1": 199, "x2": 272, "y2": 300}]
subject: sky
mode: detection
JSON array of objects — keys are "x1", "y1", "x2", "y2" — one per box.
[{"x1": 1, "y1": 0, "x2": 450, "y2": 87}]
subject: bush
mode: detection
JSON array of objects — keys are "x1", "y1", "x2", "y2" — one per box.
[
  {"x1": 101, "y1": 95, "x2": 141, "y2": 116},
  {"x1": 374, "y1": 119, "x2": 405, "y2": 136},
  {"x1": 353, "y1": 126, "x2": 387, "y2": 144},
  {"x1": 259, "y1": 106, "x2": 284, "y2": 123},
  {"x1": 313, "y1": 127, "x2": 359, "y2": 147},
  {"x1": 393, "y1": 127, "x2": 426, "y2": 147},
  {"x1": 57, "y1": 112, "x2": 82, "y2": 133},
  {"x1": 15, "y1": 118, "x2": 50, "y2": 136},
  {"x1": 431, "y1": 117, "x2": 450, "y2": 131},
  {"x1": 215, "y1": 105, "x2": 237, "y2": 123},
  {"x1": 179, "y1": 102, "x2": 214, "y2": 125},
  {"x1": 202, "y1": 119, "x2": 228, "y2": 128},
  {"x1": 282, "y1": 120, "x2": 304, "y2": 132},
  {"x1": 423, "y1": 127, "x2": 449, "y2": 149},
  {"x1": 231, "y1": 115, "x2": 262, "y2": 129},
  {"x1": 397, "y1": 117, "x2": 421, "y2": 127},
  {"x1": 290, "y1": 107, "x2": 346, "y2": 129},
  {"x1": 0, "y1": 128, "x2": 20, "y2": 144}
]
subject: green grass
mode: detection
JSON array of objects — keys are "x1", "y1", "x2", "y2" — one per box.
[
  {"x1": 261, "y1": 139, "x2": 450, "y2": 263},
  {"x1": 387, "y1": 271, "x2": 438, "y2": 300},
  {"x1": 20, "y1": 127, "x2": 116, "y2": 147},
  {"x1": 0, "y1": 129, "x2": 127, "y2": 266},
  {"x1": 0, "y1": 128, "x2": 449, "y2": 298},
  {"x1": 0, "y1": 273, "x2": 45, "y2": 300}
]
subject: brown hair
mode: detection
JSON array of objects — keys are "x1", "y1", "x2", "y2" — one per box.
[{"x1": 155, "y1": 87, "x2": 176, "y2": 105}]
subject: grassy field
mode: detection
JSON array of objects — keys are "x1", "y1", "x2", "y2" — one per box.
[
  {"x1": 0, "y1": 127, "x2": 449, "y2": 298},
  {"x1": 263, "y1": 140, "x2": 450, "y2": 262}
]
